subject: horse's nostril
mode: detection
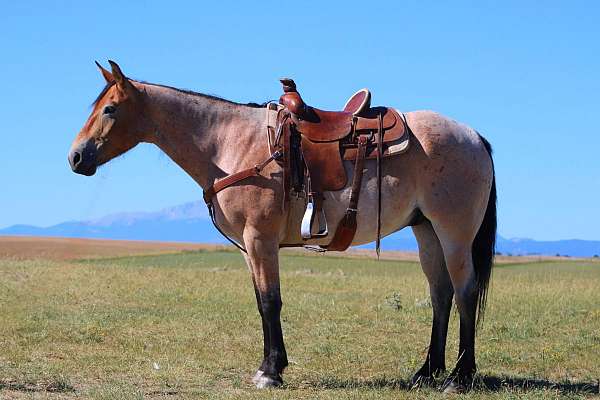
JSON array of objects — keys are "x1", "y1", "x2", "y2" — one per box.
[{"x1": 72, "y1": 151, "x2": 81, "y2": 166}]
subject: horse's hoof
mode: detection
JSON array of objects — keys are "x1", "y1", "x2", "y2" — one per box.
[
  {"x1": 410, "y1": 373, "x2": 434, "y2": 389},
  {"x1": 251, "y1": 370, "x2": 264, "y2": 385},
  {"x1": 442, "y1": 376, "x2": 473, "y2": 394},
  {"x1": 253, "y1": 370, "x2": 283, "y2": 389},
  {"x1": 442, "y1": 380, "x2": 466, "y2": 394},
  {"x1": 411, "y1": 366, "x2": 445, "y2": 389}
]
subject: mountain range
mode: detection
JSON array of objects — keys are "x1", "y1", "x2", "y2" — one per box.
[{"x1": 1, "y1": 201, "x2": 598, "y2": 257}]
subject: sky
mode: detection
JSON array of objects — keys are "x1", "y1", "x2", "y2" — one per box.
[{"x1": 0, "y1": 1, "x2": 598, "y2": 240}]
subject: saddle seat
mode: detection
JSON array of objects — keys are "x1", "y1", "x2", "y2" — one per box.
[
  {"x1": 280, "y1": 78, "x2": 399, "y2": 143},
  {"x1": 281, "y1": 78, "x2": 371, "y2": 116}
]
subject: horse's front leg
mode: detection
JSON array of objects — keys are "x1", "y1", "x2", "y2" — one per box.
[{"x1": 243, "y1": 231, "x2": 287, "y2": 388}]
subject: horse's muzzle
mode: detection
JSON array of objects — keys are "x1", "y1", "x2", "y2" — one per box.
[{"x1": 69, "y1": 140, "x2": 97, "y2": 176}]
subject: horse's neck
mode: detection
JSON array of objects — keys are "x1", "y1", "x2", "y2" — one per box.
[{"x1": 143, "y1": 84, "x2": 266, "y2": 189}]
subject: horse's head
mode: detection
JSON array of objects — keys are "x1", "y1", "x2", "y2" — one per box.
[{"x1": 68, "y1": 61, "x2": 150, "y2": 176}]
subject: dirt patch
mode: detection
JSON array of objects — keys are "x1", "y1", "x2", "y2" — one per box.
[{"x1": 0, "y1": 236, "x2": 223, "y2": 261}]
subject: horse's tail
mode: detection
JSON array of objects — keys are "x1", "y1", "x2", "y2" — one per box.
[{"x1": 473, "y1": 134, "x2": 497, "y2": 326}]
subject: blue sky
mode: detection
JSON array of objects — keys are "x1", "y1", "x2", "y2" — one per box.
[{"x1": 0, "y1": 1, "x2": 598, "y2": 240}]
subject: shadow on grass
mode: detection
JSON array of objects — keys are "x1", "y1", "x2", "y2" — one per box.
[
  {"x1": 0, "y1": 379, "x2": 75, "y2": 393},
  {"x1": 476, "y1": 375, "x2": 599, "y2": 395},
  {"x1": 311, "y1": 374, "x2": 600, "y2": 395}
]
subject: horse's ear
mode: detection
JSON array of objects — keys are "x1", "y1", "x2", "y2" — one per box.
[
  {"x1": 108, "y1": 60, "x2": 137, "y2": 94},
  {"x1": 95, "y1": 61, "x2": 114, "y2": 84}
]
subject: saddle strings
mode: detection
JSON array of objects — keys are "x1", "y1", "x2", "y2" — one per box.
[{"x1": 376, "y1": 112, "x2": 383, "y2": 258}]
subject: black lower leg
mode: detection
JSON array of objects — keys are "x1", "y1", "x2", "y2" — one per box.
[
  {"x1": 445, "y1": 288, "x2": 478, "y2": 389},
  {"x1": 455, "y1": 309, "x2": 477, "y2": 378},
  {"x1": 422, "y1": 314, "x2": 450, "y2": 374},
  {"x1": 259, "y1": 288, "x2": 288, "y2": 379},
  {"x1": 413, "y1": 293, "x2": 452, "y2": 385},
  {"x1": 252, "y1": 283, "x2": 270, "y2": 371}
]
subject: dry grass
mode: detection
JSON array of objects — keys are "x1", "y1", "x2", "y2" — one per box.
[
  {"x1": 0, "y1": 238, "x2": 598, "y2": 399},
  {"x1": 3, "y1": 236, "x2": 593, "y2": 264}
]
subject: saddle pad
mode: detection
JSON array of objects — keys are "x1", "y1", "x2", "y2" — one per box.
[
  {"x1": 343, "y1": 109, "x2": 410, "y2": 160},
  {"x1": 266, "y1": 103, "x2": 285, "y2": 152}
]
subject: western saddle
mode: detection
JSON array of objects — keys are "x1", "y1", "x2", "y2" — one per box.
[
  {"x1": 277, "y1": 78, "x2": 407, "y2": 252},
  {"x1": 203, "y1": 78, "x2": 408, "y2": 254}
]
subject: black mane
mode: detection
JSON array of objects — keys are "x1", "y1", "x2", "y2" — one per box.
[
  {"x1": 146, "y1": 82, "x2": 269, "y2": 108},
  {"x1": 92, "y1": 80, "x2": 269, "y2": 108}
]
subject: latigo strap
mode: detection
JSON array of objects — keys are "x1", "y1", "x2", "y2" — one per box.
[
  {"x1": 376, "y1": 113, "x2": 383, "y2": 257},
  {"x1": 326, "y1": 135, "x2": 368, "y2": 251}
]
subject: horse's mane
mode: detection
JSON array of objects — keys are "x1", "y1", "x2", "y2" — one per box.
[{"x1": 92, "y1": 80, "x2": 268, "y2": 109}]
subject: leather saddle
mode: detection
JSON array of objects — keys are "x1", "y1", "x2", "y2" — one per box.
[{"x1": 278, "y1": 78, "x2": 408, "y2": 252}]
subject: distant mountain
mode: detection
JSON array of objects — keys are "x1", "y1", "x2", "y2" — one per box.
[
  {"x1": 367, "y1": 232, "x2": 600, "y2": 258},
  {"x1": 0, "y1": 202, "x2": 224, "y2": 243},
  {"x1": 1, "y1": 201, "x2": 599, "y2": 257},
  {"x1": 363, "y1": 232, "x2": 599, "y2": 258},
  {"x1": 495, "y1": 236, "x2": 599, "y2": 258}
]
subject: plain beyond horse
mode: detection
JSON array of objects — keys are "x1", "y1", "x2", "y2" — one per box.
[{"x1": 68, "y1": 61, "x2": 496, "y2": 393}]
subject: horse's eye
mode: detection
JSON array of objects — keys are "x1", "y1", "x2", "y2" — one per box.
[{"x1": 103, "y1": 105, "x2": 116, "y2": 114}]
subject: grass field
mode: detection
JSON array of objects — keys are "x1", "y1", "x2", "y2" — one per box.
[{"x1": 0, "y1": 238, "x2": 599, "y2": 399}]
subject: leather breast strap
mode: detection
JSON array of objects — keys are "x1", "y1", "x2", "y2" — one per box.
[
  {"x1": 203, "y1": 150, "x2": 282, "y2": 253},
  {"x1": 203, "y1": 151, "x2": 282, "y2": 204}
]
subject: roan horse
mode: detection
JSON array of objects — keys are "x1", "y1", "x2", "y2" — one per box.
[{"x1": 68, "y1": 61, "x2": 496, "y2": 393}]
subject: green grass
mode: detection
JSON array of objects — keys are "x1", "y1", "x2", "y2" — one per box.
[{"x1": 0, "y1": 251, "x2": 599, "y2": 399}]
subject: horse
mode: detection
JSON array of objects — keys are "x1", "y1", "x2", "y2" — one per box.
[{"x1": 68, "y1": 61, "x2": 496, "y2": 393}]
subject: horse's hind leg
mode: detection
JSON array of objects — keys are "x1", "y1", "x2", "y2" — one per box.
[
  {"x1": 411, "y1": 220, "x2": 454, "y2": 387},
  {"x1": 433, "y1": 224, "x2": 479, "y2": 393}
]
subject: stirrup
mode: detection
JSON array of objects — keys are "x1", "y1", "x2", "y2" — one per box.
[{"x1": 301, "y1": 198, "x2": 328, "y2": 239}]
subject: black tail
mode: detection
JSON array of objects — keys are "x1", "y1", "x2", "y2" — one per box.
[{"x1": 473, "y1": 134, "x2": 497, "y2": 326}]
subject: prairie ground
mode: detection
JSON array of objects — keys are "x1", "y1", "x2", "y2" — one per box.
[{"x1": 0, "y1": 237, "x2": 598, "y2": 399}]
